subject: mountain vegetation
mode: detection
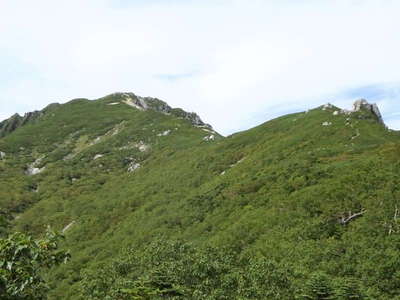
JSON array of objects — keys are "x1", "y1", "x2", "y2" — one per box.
[{"x1": 1, "y1": 93, "x2": 399, "y2": 299}]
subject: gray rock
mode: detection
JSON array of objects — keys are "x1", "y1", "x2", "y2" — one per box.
[
  {"x1": 93, "y1": 154, "x2": 104, "y2": 160},
  {"x1": 203, "y1": 134, "x2": 215, "y2": 141},
  {"x1": 322, "y1": 103, "x2": 334, "y2": 110},
  {"x1": 0, "y1": 151, "x2": 5, "y2": 160},
  {"x1": 353, "y1": 99, "x2": 384, "y2": 124},
  {"x1": 26, "y1": 166, "x2": 45, "y2": 176},
  {"x1": 157, "y1": 130, "x2": 171, "y2": 137},
  {"x1": 128, "y1": 162, "x2": 141, "y2": 173},
  {"x1": 0, "y1": 103, "x2": 60, "y2": 138},
  {"x1": 113, "y1": 92, "x2": 213, "y2": 129},
  {"x1": 26, "y1": 156, "x2": 46, "y2": 176}
]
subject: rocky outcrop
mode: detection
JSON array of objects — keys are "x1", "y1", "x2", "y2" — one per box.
[
  {"x1": 0, "y1": 113, "x2": 39, "y2": 137},
  {"x1": 203, "y1": 134, "x2": 215, "y2": 141},
  {"x1": 352, "y1": 99, "x2": 384, "y2": 124},
  {"x1": 0, "y1": 103, "x2": 60, "y2": 138},
  {"x1": 157, "y1": 130, "x2": 171, "y2": 137},
  {"x1": 26, "y1": 156, "x2": 46, "y2": 176},
  {"x1": 325, "y1": 99, "x2": 385, "y2": 125},
  {"x1": 110, "y1": 92, "x2": 212, "y2": 129},
  {"x1": 127, "y1": 161, "x2": 141, "y2": 172},
  {"x1": 322, "y1": 103, "x2": 334, "y2": 111}
]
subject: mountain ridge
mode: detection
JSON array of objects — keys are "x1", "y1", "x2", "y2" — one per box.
[
  {"x1": 1, "y1": 95, "x2": 399, "y2": 299},
  {"x1": 0, "y1": 92, "x2": 214, "y2": 139}
]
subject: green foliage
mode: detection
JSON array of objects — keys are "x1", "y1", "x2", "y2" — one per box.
[
  {"x1": 297, "y1": 273, "x2": 365, "y2": 300},
  {"x1": 0, "y1": 95, "x2": 400, "y2": 299},
  {"x1": 80, "y1": 238, "x2": 294, "y2": 299},
  {"x1": 298, "y1": 272, "x2": 335, "y2": 299},
  {"x1": 0, "y1": 227, "x2": 70, "y2": 299},
  {"x1": 334, "y1": 278, "x2": 364, "y2": 300}
]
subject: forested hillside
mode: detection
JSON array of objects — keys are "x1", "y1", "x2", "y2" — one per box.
[{"x1": 1, "y1": 94, "x2": 400, "y2": 299}]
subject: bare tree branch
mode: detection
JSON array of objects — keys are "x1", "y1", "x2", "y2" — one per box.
[{"x1": 339, "y1": 209, "x2": 366, "y2": 225}]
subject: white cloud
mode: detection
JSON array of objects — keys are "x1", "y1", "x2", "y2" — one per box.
[{"x1": 0, "y1": 0, "x2": 400, "y2": 134}]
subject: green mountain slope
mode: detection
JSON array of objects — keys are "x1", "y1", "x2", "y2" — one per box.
[{"x1": 1, "y1": 96, "x2": 400, "y2": 299}]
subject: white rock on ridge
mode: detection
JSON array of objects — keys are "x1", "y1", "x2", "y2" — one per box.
[
  {"x1": 322, "y1": 103, "x2": 333, "y2": 111},
  {"x1": 26, "y1": 166, "x2": 45, "y2": 176},
  {"x1": 26, "y1": 156, "x2": 46, "y2": 176},
  {"x1": 93, "y1": 154, "x2": 104, "y2": 160},
  {"x1": 90, "y1": 123, "x2": 124, "y2": 146},
  {"x1": 202, "y1": 128, "x2": 218, "y2": 135},
  {"x1": 157, "y1": 130, "x2": 171, "y2": 137},
  {"x1": 0, "y1": 151, "x2": 5, "y2": 159},
  {"x1": 325, "y1": 99, "x2": 384, "y2": 123},
  {"x1": 91, "y1": 136, "x2": 102, "y2": 145},
  {"x1": 340, "y1": 109, "x2": 352, "y2": 115},
  {"x1": 353, "y1": 99, "x2": 369, "y2": 111},
  {"x1": 203, "y1": 135, "x2": 215, "y2": 141},
  {"x1": 123, "y1": 98, "x2": 145, "y2": 110},
  {"x1": 107, "y1": 102, "x2": 119, "y2": 105},
  {"x1": 122, "y1": 94, "x2": 148, "y2": 111},
  {"x1": 353, "y1": 99, "x2": 384, "y2": 124},
  {"x1": 137, "y1": 141, "x2": 150, "y2": 152},
  {"x1": 322, "y1": 122, "x2": 332, "y2": 126},
  {"x1": 128, "y1": 162, "x2": 141, "y2": 172},
  {"x1": 119, "y1": 141, "x2": 150, "y2": 152}
]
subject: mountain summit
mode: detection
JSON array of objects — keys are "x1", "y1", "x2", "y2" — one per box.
[
  {"x1": 352, "y1": 98, "x2": 384, "y2": 124},
  {"x1": 103, "y1": 92, "x2": 212, "y2": 128},
  {"x1": 321, "y1": 99, "x2": 385, "y2": 125}
]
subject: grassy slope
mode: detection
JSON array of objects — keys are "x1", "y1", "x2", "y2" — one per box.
[{"x1": 1, "y1": 98, "x2": 400, "y2": 298}]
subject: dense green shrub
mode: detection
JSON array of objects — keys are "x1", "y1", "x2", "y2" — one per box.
[{"x1": 0, "y1": 228, "x2": 70, "y2": 299}]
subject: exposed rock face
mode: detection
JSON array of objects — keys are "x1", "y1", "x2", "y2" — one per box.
[
  {"x1": 157, "y1": 130, "x2": 171, "y2": 137},
  {"x1": 352, "y1": 99, "x2": 384, "y2": 124},
  {"x1": 324, "y1": 99, "x2": 385, "y2": 125},
  {"x1": 203, "y1": 134, "x2": 215, "y2": 141},
  {"x1": 353, "y1": 99, "x2": 369, "y2": 111},
  {"x1": 0, "y1": 103, "x2": 60, "y2": 138},
  {"x1": 0, "y1": 151, "x2": 5, "y2": 160},
  {"x1": 0, "y1": 113, "x2": 39, "y2": 137},
  {"x1": 26, "y1": 165, "x2": 45, "y2": 176},
  {"x1": 322, "y1": 103, "x2": 334, "y2": 111},
  {"x1": 26, "y1": 156, "x2": 46, "y2": 176},
  {"x1": 112, "y1": 92, "x2": 212, "y2": 129},
  {"x1": 128, "y1": 161, "x2": 141, "y2": 172}
]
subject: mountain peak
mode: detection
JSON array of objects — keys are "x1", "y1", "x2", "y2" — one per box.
[
  {"x1": 320, "y1": 99, "x2": 384, "y2": 125},
  {"x1": 105, "y1": 92, "x2": 212, "y2": 129},
  {"x1": 352, "y1": 98, "x2": 384, "y2": 124}
]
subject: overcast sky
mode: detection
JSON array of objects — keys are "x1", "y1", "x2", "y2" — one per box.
[{"x1": 1, "y1": 0, "x2": 400, "y2": 135}]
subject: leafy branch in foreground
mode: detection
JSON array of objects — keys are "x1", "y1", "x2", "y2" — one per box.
[{"x1": 0, "y1": 227, "x2": 70, "y2": 300}]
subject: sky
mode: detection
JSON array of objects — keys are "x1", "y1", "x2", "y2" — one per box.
[{"x1": 1, "y1": 0, "x2": 400, "y2": 135}]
